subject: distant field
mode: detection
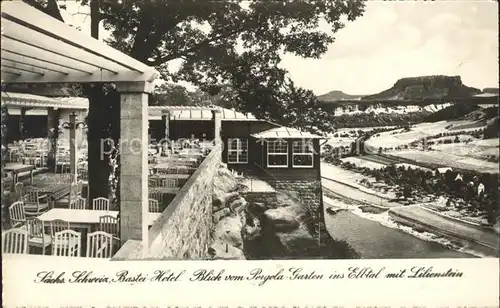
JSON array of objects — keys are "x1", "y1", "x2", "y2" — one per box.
[
  {"x1": 341, "y1": 157, "x2": 386, "y2": 169},
  {"x1": 448, "y1": 120, "x2": 485, "y2": 131},
  {"x1": 431, "y1": 138, "x2": 499, "y2": 161},
  {"x1": 391, "y1": 150, "x2": 498, "y2": 173},
  {"x1": 358, "y1": 155, "x2": 397, "y2": 165}
]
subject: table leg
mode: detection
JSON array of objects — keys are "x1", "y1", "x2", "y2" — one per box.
[{"x1": 30, "y1": 170, "x2": 34, "y2": 184}]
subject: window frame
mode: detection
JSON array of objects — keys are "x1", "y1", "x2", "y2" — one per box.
[
  {"x1": 266, "y1": 139, "x2": 289, "y2": 168},
  {"x1": 292, "y1": 140, "x2": 314, "y2": 168},
  {"x1": 227, "y1": 138, "x2": 248, "y2": 164}
]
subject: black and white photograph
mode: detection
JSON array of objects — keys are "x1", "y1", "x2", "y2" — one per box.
[{"x1": 1, "y1": 0, "x2": 499, "y2": 293}]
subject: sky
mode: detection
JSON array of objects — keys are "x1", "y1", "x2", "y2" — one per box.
[{"x1": 61, "y1": 0, "x2": 498, "y2": 96}]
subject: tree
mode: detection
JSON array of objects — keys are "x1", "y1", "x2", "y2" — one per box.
[{"x1": 27, "y1": 0, "x2": 365, "y2": 199}]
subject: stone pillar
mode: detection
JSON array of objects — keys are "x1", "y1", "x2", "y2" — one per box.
[
  {"x1": 46, "y1": 107, "x2": 59, "y2": 171},
  {"x1": 213, "y1": 109, "x2": 222, "y2": 144},
  {"x1": 161, "y1": 110, "x2": 170, "y2": 155},
  {"x1": 116, "y1": 81, "x2": 152, "y2": 253},
  {"x1": 69, "y1": 112, "x2": 77, "y2": 181},
  {"x1": 19, "y1": 107, "x2": 26, "y2": 141}
]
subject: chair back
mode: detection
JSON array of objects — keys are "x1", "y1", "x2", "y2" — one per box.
[
  {"x1": 70, "y1": 197, "x2": 87, "y2": 210},
  {"x1": 76, "y1": 181, "x2": 83, "y2": 195},
  {"x1": 176, "y1": 166, "x2": 189, "y2": 174},
  {"x1": 8, "y1": 201, "x2": 26, "y2": 227},
  {"x1": 25, "y1": 190, "x2": 40, "y2": 203},
  {"x1": 159, "y1": 178, "x2": 178, "y2": 188},
  {"x1": 148, "y1": 190, "x2": 164, "y2": 203},
  {"x1": 24, "y1": 191, "x2": 49, "y2": 216},
  {"x1": 26, "y1": 218, "x2": 49, "y2": 248},
  {"x1": 148, "y1": 178, "x2": 157, "y2": 188},
  {"x1": 14, "y1": 182, "x2": 24, "y2": 200},
  {"x1": 92, "y1": 197, "x2": 110, "y2": 211},
  {"x1": 50, "y1": 219, "x2": 71, "y2": 236},
  {"x1": 59, "y1": 173, "x2": 74, "y2": 183},
  {"x1": 149, "y1": 199, "x2": 160, "y2": 213},
  {"x1": 52, "y1": 230, "x2": 81, "y2": 257},
  {"x1": 86, "y1": 231, "x2": 114, "y2": 258},
  {"x1": 2, "y1": 228, "x2": 28, "y2": 254},
  {"x1": 99, "y1": 215, "x2": 119, "y2": 238},
  {"x1": 77, "y1": 168, "x2": 88, "y2": 181}
]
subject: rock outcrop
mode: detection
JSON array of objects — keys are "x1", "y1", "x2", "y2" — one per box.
[
  {"x1": 209, "y1": 163, "x2": 251, "y2": 260},
  {"x1": 363, "y1": 75, "x2": 481, "y2": 101}
]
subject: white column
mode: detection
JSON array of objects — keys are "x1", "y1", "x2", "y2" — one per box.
[
  {"x1": 162, "y1": 110, "x2": 170, "y2": 155},
  {"x1": 213, "y1": 109, "x2": 222, "y2": 144},
  {"x1": 116, "y1": 81, "x2": 153, "y2": 254},
  {"x1": 69, "y1": 112, "x2": 77, "y2": 181}
]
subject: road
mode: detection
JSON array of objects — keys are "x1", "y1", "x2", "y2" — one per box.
[
  {"x1": 390, "y1": 205, "x2": 499, "y2": 255},
  {"x1": 321, "y1": 177, "x2": 401, "y2": 209},
  {"x1": 321, "y1": 162, "x2": 499, "y2": 256}
]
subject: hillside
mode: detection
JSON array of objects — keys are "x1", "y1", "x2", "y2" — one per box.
[
  {"x1": 317, "y1": 90, "x2": 364, "y2": 102},
  {"x1": 361, "y1": 75, "x2": 481, "y2": 101},
  {"x1": 483, "y1": 88, "x2": 499, "y2": 94}
]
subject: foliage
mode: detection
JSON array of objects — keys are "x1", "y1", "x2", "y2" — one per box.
[
  {"x1": 151, "y1": 83, "x2": 215, "y2": 107},
  {"x1": 484, "y1": 117, "x2": 499, "y2": 139},
  {"x1": 24, "y1": 0, "x2": 366, "y2": 198},
  {"x1": 333, "y1": 160, "x2": 500, "y2": 223},
  {"x1": 424, "y1": 104, "x2": 480, "y2": 122},
  {"x1": 97, "y1": 0, "x2": 364, "y2": 133}
]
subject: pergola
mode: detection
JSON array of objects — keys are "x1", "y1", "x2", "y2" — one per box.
[{"x1": 1, "y1": 1, "x2": 160, "y2": 251}]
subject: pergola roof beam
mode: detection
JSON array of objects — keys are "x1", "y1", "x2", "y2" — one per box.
[
  {"x1": 1, "y1": 64, "x2": 44, "y2": 75},
  {"x1": 1, "y1": 70, "x2": 21, "y2": 76},
  {"x1": 2, "y1": 3, "x2": 152, "y2": 73},
  {"x1": 2, "y1": 46, "x2": 97, "y2": 75},
  {"x1": 1, "y1": 1, "x2": 159, "y2": 84},
  {"x1": 2, "y1": 32, "x2": 119, "y2": 74},
  {"x1": 2, "y1": 58, "x2": 69, "y2": 75},
  {"x1": 2, "y1": 12, "x2": 142, "y2": 73}
]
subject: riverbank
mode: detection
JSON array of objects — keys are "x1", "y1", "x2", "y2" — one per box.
[
  {"x1": 323, "y1": 195, "x2": 473, "y2": 259},
  {"x1": 389, "y1": 205, "x2": 499, "y2": 257},
  {"x1": 322, "y1": 180, "x2": 498, "y2": 257}
]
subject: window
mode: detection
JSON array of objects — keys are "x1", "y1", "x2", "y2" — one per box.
[
  {"x1": 292, "y1": 140, "x2": 314, "y2": 168},
  {"x1": 267, "y1": 139, "x2": 288, "y2": 168},
  {"x1": 227, "y1": 138, "x2": 248, "y2": 163}
]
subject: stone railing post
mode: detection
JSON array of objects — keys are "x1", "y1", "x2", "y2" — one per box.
[
  {"x1": 116, "y1": 81, "x2": 153, "y2": 254},
  {"x1": 212, "y1": 109, "x2": 222, "y2": 144}
]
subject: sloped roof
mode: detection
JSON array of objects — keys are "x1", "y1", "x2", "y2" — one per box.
[
  {"x1": 251, "y1": 127, "x2": 324, "y2": 139},
  {"x1": 1, "y1": 1, "x2": 158, "y2": 84},
  {"x1": 148, "y1": 106, "x2": 258, "y2": 121},
  {"x1": 1, "y1": 92, "x2": 88, "y2": 109},
  {"x1": 473, "y1": 93, "x2": 499, "y2": 98}
]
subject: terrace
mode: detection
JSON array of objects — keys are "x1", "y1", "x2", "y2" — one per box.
[{"x1": 1, "y1": 1, "x2": 209, "y2": 259}]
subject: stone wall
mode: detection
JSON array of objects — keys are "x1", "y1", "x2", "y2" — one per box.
[
  {"x1": 241, "y1": 191, "x2": 278, "y2": 208},
  {"x1": 113, "y1": 144, "x2": 221, "y2": 260},
  {"x1": 274, "y1": 180, "x2": 323, "y2": 220}
]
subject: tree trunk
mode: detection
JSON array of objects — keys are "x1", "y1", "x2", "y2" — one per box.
[
  {"x1": 85, "y1": 85, "x2": 110, "y2": 199},
  {"x1": 84, "y1": 84, "x2": 121, "y2": 201}
]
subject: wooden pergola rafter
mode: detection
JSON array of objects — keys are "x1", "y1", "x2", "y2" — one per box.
[{"x1": 1, "y1": 1, "x2": 160, "y2": 254}]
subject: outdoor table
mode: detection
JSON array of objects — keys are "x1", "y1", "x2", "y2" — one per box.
[
  {"x1": 35, "y1": 183, "x2": 71, "y2": 200},
  {"x1": 27, "y1": 183, "x2": 71, "y2": 207},
  {"x1": 149, "y1": 174, "x2": 190, "y2": 187},
  {"x1": 155, "y1": 159, "x2": 197, "y2": 168},
  {"x1": 151, "y1": 187, "x2": 180, "y2": 194},
  {"x1": 4, "y1": 163, "x2": 35, "y2": 186},
  {"x1": 38, "y1": 208, "x2": 161, "y2": 233},
  {"x1": 151, "y1": 165, "x2": 196, "y2": 175}
]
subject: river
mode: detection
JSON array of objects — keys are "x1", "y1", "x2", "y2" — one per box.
[{"x1": 323, "y1": 196, "x2": 474, "y2": 258}]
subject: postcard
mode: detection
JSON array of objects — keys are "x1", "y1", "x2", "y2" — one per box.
[{"x1": 1, "y1": 0, "x2": 499, "y2": 307}]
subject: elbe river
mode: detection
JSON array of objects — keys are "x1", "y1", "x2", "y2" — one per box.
[{"x1": 325, "y1": 208, "x2": 473, "y2": 259}]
